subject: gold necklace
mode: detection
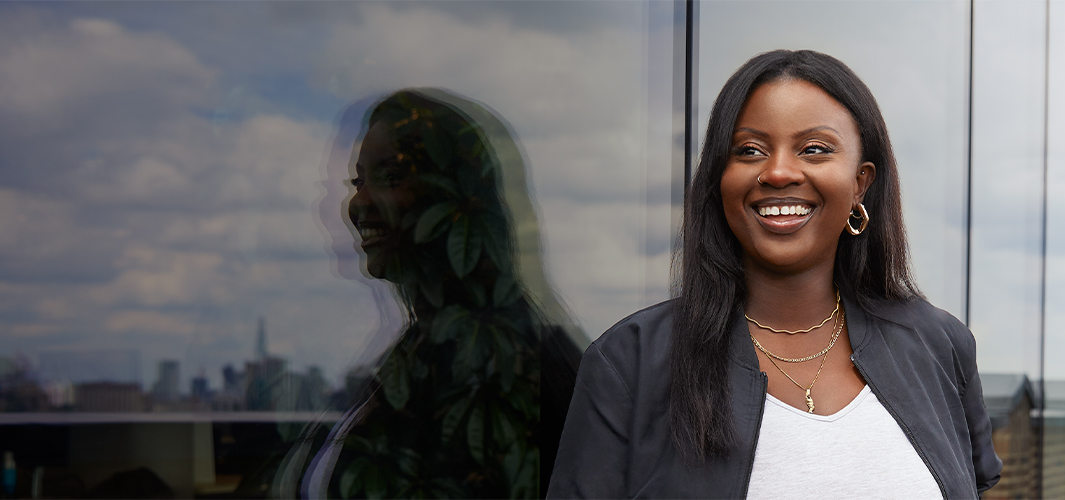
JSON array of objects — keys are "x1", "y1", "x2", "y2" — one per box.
[
  {"x1": 751, "y1": 309, "x2": 843, "y2": 363},
  {"x1": 757, "y1": 310, "x2": 845, "y2": 413},
  {"x1": 745, "y1": 289, "x2": 840, "y2": 334}
]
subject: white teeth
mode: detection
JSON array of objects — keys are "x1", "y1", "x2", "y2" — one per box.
[
  {"x1": 359, "y1": 228, "x2": 385, "y2": 239},
  {"x1": 759, "y1": 205, "x2": 811, "y2": 217}
]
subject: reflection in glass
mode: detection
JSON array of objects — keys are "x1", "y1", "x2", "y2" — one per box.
[{"x1": 284, "y1": 89, "x2": 581, "y2": 498}]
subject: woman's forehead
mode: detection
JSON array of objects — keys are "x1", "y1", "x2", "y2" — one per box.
[{"x1": 735, "y1": 79, "x2": 857, "y2": 137}]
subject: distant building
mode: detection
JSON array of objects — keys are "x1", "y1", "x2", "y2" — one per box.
[
  {"x1": 304, "y1": 366, "x2": 327, "y2": 410},
  {"x1": 191, "y1": 376, "x2": 210, "y2": 401},
  {"x1": 1044, "y1": 380, "x2": 1065, "y2": 499},
  {"x1": 74, "y1": 382, "x2": 145, "y2": 412},
  {"x1": 244, "y1": 357, "x2": 286, "y2": 411},
  {"x1": 981, "y1": 373, "x2": 1039, "y2": 500},
  {"x1": 152, "y1": 360, "x2": 180, "y2": 402},
  {"x1": 256, "y1": 316, "x2": 269, "y2": 360},
  {"x1": 214, "y1": 363, "x2": 246, "y2": 410},
  {"x1": 44, "y1": 381, "x2": 74, "y2": 408}
]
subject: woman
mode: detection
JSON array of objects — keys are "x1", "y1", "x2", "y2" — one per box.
[
  {"x1": 285, "y1": 89, "x2": 582, "y2": 499},
  {"x1": 547, "y1": 50, "x2": 1001, "y2": 498}
]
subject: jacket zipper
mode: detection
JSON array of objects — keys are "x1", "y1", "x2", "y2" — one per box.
[
  {"x1": 741, "y1": 372, "x2": 768, "y2": 499},
  {"x1": 851, "y1": 355, "x2": 947, "y2": 499}
]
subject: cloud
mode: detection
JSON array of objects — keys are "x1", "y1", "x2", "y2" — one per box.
[{"x1": 0, "y1": 15, "x2": 214, "y2": 134}]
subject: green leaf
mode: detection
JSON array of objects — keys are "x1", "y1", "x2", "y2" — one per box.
[
  {"x1": 494, "y1": 329, "x2": 516, "y2": 392},
  {"x1": 418, "y1": 173, "x2": 461, "y2": 197},
  {"x1": 510, "y1": 448, "x2": 539, "y2": 499},
  {"x1": 379, "y1": 355, "x2": 410, "y2": 409},
  {"x1": 414, "y1": 201, "x2": 457, "y2": 244},
  {"x1": 440, "y1": 396, "x2": 473, "y2": 444},
  {"x1": 452, "y1": 322, "x2": 482, "y2": 381},
  {"x1": 339, "y1": 458, "x2": 369, "y2": 498},
  {"x1": 504, "y1": 443, "x2": 523, "y2": 484},
  {"x1": 456, "y1": 157, "x2": 482, "y2": 197},
  {"x1": 493, "y1": 273, "x2": 522, "y2": 308},
  {"x1": 480, "y1": 211, "x2": 510, "y2": 267},
  {"x1": 364, "y1": 466, "x2": 387, "y2": 499},
  {"x1": 447, "y1": 215, "x2": 483, "y2": 278},
  {"x1": 505, "y1": 381, "x2": 536, "y2": 419},
  {"x1": 467, "y1": 406, "x2": 485, "y2": 464},
  {"x1": 431, "y1": 305, "x2": 468, "y2": 343},
  {"x1": 423, "y1": 124, "x2": 454, "y2": 170},
  {"x1": 396, "y1": 448, "x2": 419, "y2": 477},
  {"x1": 491, "y1": 405, "x2": 518, "y2": 445},
  {"x1": 420, "y1": 279, "x2": 444, "y2": 309},
  {"x1": 466, "y1": 280, "x2": 487, "y2": 309}
]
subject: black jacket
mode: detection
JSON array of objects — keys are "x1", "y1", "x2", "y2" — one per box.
[{"x1": 547, "y1": 296, "x2": 1002, "y2": 499}]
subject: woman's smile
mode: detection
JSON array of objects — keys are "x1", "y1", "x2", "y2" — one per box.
[{"x1": 752, "y1": 198, "x2": 816, "y2": 234}]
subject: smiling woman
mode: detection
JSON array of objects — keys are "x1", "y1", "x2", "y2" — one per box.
[
  {"x1": 285, "y1": 89, "x2": 583, "y2": 499},
  {"x1": 547, "y1": 50, "x2": 1002, "y2": 499}
]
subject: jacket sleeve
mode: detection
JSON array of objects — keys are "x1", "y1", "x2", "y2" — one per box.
[
  {"x1": 955, "y1": 326, "x2": 1002, "y2": 493},
  {"x1": 546, "y1": 341, "x2": 632, "y2": 499}
]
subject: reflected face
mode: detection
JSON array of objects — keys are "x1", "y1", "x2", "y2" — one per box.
[
  {"x1": 720, "y1": 78, "x2": 875, "y2": 275},
  {"x1": 349, "y1": 121, "x2": 420, "y2": 279}
]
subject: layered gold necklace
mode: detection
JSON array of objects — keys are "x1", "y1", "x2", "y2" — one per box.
[{"x1": 747, "y1": 294, "x2": 845, "y2": 414}]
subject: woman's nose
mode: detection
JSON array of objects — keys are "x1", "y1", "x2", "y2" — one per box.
[
  {"x1": 348, "y1": 187, "x2": 370, "y2": 225},
  {"x1": 758, "y1": 154, "x2": 805, "y2": 188}
]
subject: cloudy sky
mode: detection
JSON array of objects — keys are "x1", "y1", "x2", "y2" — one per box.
[
  {"x1": 0, "y1": 1, "x2": 676, "y2": 391},
  {"x1": 0, "y1": 0, "x2": 1061, "y2": 394}
]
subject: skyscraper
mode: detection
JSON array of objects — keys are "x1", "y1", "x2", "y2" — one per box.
[
  {"x1": 256, "y1": 316, "x2": 268, "y2": 360},
  {"x1": 152, "y1": 360, "x2": 180, "y2": 401}
]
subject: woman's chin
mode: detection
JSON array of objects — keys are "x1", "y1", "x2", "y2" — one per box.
[{"x1": 747, "y1": 247, "x2": 831, "y2": 275}]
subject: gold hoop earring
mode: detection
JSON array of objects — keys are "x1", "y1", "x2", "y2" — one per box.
[{"x1": 847, "y1": 203, "x2": 869, "y2": 236}]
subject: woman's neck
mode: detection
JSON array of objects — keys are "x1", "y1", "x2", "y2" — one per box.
[{"x1": 743, "y1": 261, "x2": 837, "y2": 331}]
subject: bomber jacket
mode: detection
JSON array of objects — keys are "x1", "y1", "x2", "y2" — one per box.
[{"x1": 547, "y1": 295, "x2": 1002, "y2": 499}]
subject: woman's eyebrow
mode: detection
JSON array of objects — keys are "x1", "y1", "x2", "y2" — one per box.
[
  {"x1": 734, "y1": 127, "x2": 769, "y2": 139},
  {"x1": 792, "y1": 125, "x2": 842, "y2": 139}
]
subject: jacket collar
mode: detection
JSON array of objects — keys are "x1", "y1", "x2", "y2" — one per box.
[{"x1": 841, "y1": 293, "x2": 870, "y2": 357}]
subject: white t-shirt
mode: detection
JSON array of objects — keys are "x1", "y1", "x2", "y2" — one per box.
[{"x1": 747, "y1": 385, "x2": 942, "y2": 499}]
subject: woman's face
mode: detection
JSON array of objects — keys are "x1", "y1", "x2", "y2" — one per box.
[
  {"x1": 720, "y1": 78, "x2": 875, "y2": 275},
  {"x1": 348, "y1": 120, "x2": 420, "y2": 279}
]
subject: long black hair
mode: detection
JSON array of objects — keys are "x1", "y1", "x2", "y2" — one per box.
[{"x1": 670, "y1": 50, "x2": 922, "y2": 459}]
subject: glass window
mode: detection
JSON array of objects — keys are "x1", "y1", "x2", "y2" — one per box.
[
  {"x1": 0, "y1": 2, "x2": 681, "y2": 497},
  {"x1": 697, "y1": 0, "x2": 971, "y2": 319},
  {"x1": 1042, "y1": 0, "x2": 1064, "y2": 497}
]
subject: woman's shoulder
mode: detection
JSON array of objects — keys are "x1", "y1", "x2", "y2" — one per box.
[
  {"x1": 863, "y1": 296, "x2": 976, "y2": 359},
  {"x1": 579, "y1": 300, "x2": 675, "y2": 389}
]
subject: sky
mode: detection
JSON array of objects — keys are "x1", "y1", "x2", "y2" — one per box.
[
  {"x1": 0, "y1": 0, "x2": 1061, "y2": 394},
  {"x1": 0, "y1": 1, "x2": 675, "y2": 391}
]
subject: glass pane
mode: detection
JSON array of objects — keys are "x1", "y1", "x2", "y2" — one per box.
[
  {"x1": 1043, "y1": 1, "x2": 1064, "y2": 497},
  {"x1": 970, "y1": 0, "x2": 1047, "y2": 497},
  {"x1": 0, "y1": 2, "x2": 680, "y2": 497},
  {"x1": 697, "y1": 0, "x2": 971, "y2": 319}
]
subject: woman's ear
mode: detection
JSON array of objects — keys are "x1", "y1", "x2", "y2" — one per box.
[{"x1": 855, "y1": 161, "x2": 876, "y2": 203}]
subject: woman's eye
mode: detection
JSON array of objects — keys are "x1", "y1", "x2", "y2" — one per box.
[
  {"x1": 802, "y1": 144, "x2": 833, "y2": 155},
  {"x1": 349, "y1": 177, "x2": 364, "y2": 189},
  {"x1": 735, "y1": 146, "x2": 765, "y2": 157}
]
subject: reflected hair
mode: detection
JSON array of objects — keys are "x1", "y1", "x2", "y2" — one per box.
[{"x1": 670, "y1": 50, "x2": 921, "y2": 459}]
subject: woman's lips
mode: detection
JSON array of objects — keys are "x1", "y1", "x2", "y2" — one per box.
[
  {"x1": 752, "y1": 203, "x2": 814, "y2": 234},
  {"x1": 357, "y1": 226, "x2": 392, "y2": 247}
]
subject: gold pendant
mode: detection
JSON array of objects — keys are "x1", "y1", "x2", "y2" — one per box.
[{"x1": 805, "y1": 388, "x2": 815, "y2": 413}]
